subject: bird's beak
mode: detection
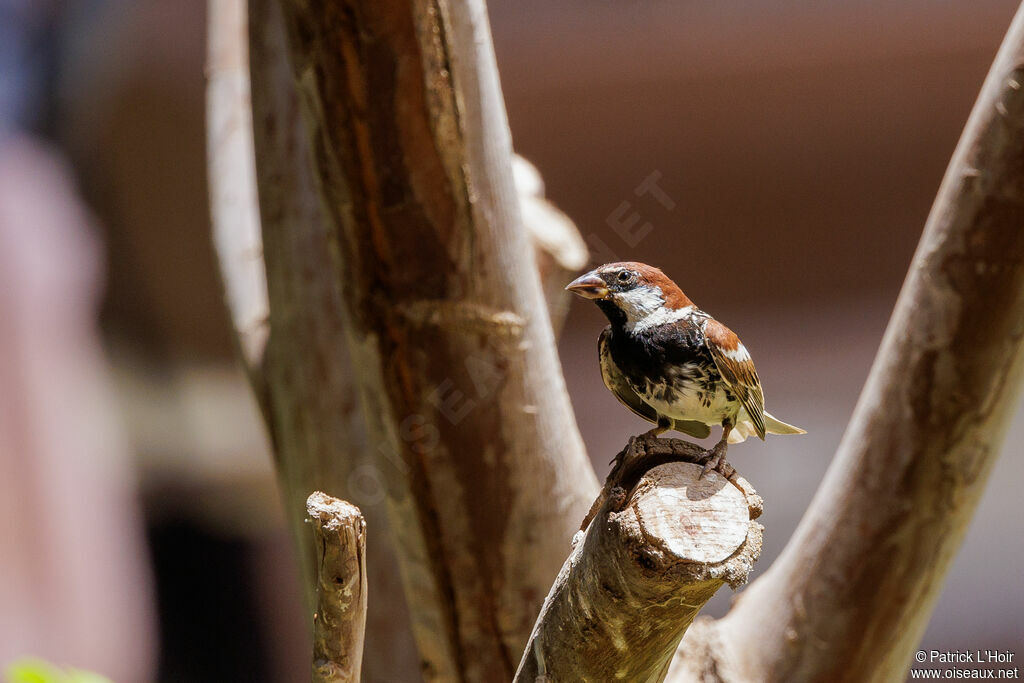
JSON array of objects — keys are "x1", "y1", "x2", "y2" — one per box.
[{"x1": 565, "y1": 271, "x2": 609, "y2": 300}]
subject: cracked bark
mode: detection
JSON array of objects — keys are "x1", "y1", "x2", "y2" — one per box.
[{"x1": 208, "y1": 0, "x2": 419, "y2": 678}]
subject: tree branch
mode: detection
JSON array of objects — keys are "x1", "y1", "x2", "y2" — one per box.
[
  {"x1": 515, "y1": 437, "x2": 763, "y2": 683},
  {"x1": 209, "y1": 0, "x2": 1024, "y2": 679},
  {"x1": 205, "y1": 0, "x2": 269, "y2": 394},
  {"x1": 209, "y1": 0, "x2": 422, "y2": 678},
  {"x1": 209, "y1": 0, "x2": 592, "y2": 678},
  {"x1": 271, "y1": 0, "x2": 598, "y2": 678},
  {"x1": 0, "y1": 135, "x2": 156, "y2": 683},
  {"x1": 307, "y1": 492, "x2": 368, "y2": 683},
  {"x1": 678, "y1": 6, "x2": 1024, "y2": 681}
]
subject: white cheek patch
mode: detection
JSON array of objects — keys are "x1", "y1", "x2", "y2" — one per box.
[
  {"x1": 623, "y1": 296, "x2": 696, "y2": 333},
  {"x1": 614, "y1": 286, "x2": 666, "y2": 325},
  {"x1": 723, "y1": 343, "x2": 751, "y2": 362}
]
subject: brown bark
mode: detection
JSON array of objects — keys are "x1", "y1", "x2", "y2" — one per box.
[
  {"x1": 307, "y1": 492, "x2": 368, "y2": 683},
  {"x1": 208, "y1": 0, "x2": 593, "y2": 681},
  {"x1": 208, "y1": 0, "x2": 422, "y2": 678},
  {"x1": 209, "y1": 1, "x2": 589, "y2": 680},
  {"x1": 670, "y1": 5, "x2": 1024, "y2": 682},
  {"x1": 269, "y1": 1, "x2": 598, "y2": 679},
  {"x1": 515, "y1": 438, "x2": 763, "y2": 683}
]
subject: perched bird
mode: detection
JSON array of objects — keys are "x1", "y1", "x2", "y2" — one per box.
[{"x1": 566, "y1": 261, "x2": 805, "y2": 475}]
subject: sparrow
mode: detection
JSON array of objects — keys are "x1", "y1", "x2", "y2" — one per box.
[{"x1": 566, "y1": 261, "x2": 805, "y2": 475}]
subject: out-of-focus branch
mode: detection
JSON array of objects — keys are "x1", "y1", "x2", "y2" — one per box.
[
  {"x1": 673, "y1": 5, "x2": 1024, "y2": 682},
  {"x1": 515, "y1": 437, "x2": 762, "y2": 682},
  {"x1": 205, "y1": 0, "x2": 268, "y2": 396},
  {"x1": 514, "y1": 155, "x2": 589, "y2": 336},
  {"x1": 307, "y1": 492, "x2": 367, "y2": 683},
  {"x1": 0, "y1": 136, "x2": 156, "y2": 682}
]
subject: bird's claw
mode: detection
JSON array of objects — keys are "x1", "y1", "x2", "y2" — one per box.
[
  {"x1": 698, "y1": 454, "x2": 721, "y2": 479},
  {"x1": 698, "y1": 443, "x2": 733, "y2": 480}
]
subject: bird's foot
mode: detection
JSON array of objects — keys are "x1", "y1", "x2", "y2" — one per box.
[
  {"x1": 639, "y1": 417, "x2": 671, "y2": 443},
  {"x1": 699, "y1": 441, "x2": 734, "y2": 480},
  {"x1": 639, "y1": 427, "x2": 665, "y2": 441}
]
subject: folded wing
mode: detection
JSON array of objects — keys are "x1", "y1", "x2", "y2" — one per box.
[{"x1": 703, "y1": 319, "x2": 766, "y2": 439}]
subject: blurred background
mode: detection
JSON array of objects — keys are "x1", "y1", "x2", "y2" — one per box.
[{"x1": 1, "y1": 0, "x2": 1022, "y2": 681}]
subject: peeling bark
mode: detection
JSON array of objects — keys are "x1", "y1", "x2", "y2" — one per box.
[
  {"x1": 209, "y1": 1, "x2": 590, "y2": 679},
  {"x1": 675, "y1": 6, "x2": 1024, "y2": 682},
  {"x1": 307, "y1": 493, "x2": 368, "y2": 683},
  {"x1": 515, "y1": 437, "x2": 763, "y2": 683}
]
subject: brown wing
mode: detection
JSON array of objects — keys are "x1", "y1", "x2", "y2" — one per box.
[
  {"x1": 599, "y1": 328, "x2": 711, "y2": 439},
  {"x1": 703, "y1": 319, "x2": 766, "y2": 439}
]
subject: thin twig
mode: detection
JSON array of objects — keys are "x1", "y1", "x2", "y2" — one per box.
[{"x1": 307, "y1": 492, "x2": 368, "y2": 683}]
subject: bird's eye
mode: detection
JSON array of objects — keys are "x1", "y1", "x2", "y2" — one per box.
[{"x1": 617, "y1": 271, "x2": 632, "y2": 283}]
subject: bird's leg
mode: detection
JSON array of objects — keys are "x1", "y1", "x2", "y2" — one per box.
[
  {"x1": 699, "y1": 421, "x2": 734, "y2": 479},
  {"x1": 614, "y1": 419, "x2": 671, "y2": 466},
  {"x1": 640, "y1": 416, "x2": 671, "y2": 441},
  {"x1": 611, "y1": 417, "x2": 670, "y2": 466}
]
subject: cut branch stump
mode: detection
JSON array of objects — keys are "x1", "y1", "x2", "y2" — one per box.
[
  {"x1": 307, "y1": 492, "x2": 368, "y2": 683},
  {"x1": 516, "y1": 437, "x2": 763, "y2": 682}
]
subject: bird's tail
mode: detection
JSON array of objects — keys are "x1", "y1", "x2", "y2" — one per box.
[
  {"x1": 728, "y1": 411, "x2": 806, "y2": 443},
  {"x1": 764, "y1": 411, "x2": 806, "y2": 436}
]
